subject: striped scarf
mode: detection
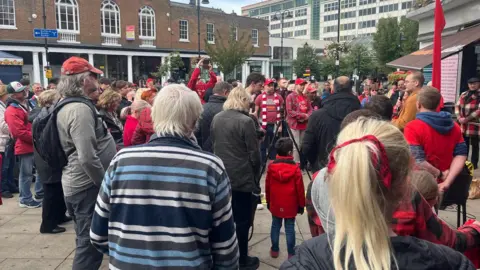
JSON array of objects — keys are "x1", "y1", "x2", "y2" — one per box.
[{"x1": 260, "y1": 93, "x2": 281, "y2": 129}]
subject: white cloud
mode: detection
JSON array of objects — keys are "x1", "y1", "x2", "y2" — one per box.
[{"x1": 174, "y1": 0, "x2": 260, "y2": 15}]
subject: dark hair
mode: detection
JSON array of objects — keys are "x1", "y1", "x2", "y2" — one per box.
[
  {"x1": 333, "y1": 77, "x2": 352, "y2": 93},
  {"x1": 392, "y1": 81, "x2": 398, "y2": 87},
  {"x1": 246, "y1": 73, "x2": 265, "y2": 87},
  {"x1": 410, "y1": 71, "x2": 425, "y2": 87},
  {"x1": 275, "y1": 137, "x2": 293, "y2": 156},
  {"x1": 213, "y1": 82, "x2": 233, "y2": 94},
  {"x1": 112, "y1": 80, "x2": 128, "y2": 91},
  {"x1": 19, "y1": 78, "x2": 30, "y2": 86},
  {"x1": 49, "y1": 78, "x2": 59, "y2": 85},
  {"x1": 364, "y1": 95, "x2": 394, "y2": 120},
  {"x1": 340, "y1": 109, "x2": 381, "y2": 130},
  {"x1": 418, "y1": 86, "x2": 441, "y2": 110},
  {"x1": 99, "y1": 77, "x2": 111, "y2": 85},
  {"x1": 167, "y1": 78, "x2": 176, "y2": 83},
  {"x1": 289, "y1": 80, "x2": 295, "y2": 84},
  {"x1": 227, "y1": 79, "x2": 239, "y2": 87}
]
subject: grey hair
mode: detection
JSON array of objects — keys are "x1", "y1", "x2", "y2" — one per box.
[{"x1": 56, "y1": 72, "x2": 91, "y2": 98}]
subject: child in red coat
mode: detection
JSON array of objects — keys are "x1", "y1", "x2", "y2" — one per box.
[{"x1": 266, "y1": 137, "x2": 305, "y2": 259}]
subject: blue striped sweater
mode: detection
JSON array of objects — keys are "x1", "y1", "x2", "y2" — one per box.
[{"x1": 90, "y1": 135, "x2": 239, "y2": 269}]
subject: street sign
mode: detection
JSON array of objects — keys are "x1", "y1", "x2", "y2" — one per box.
[
  {"x1": 33, "y1": 29, "x2": 58, "y2": 38},
  {"x1": 305, "y1": 68, "x2": 311, "y2": 73}
]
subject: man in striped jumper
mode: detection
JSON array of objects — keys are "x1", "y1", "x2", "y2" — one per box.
[{"x1": 90, "y1": 84, "x2": 239, "y2": 270}]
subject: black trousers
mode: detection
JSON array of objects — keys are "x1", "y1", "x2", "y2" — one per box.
[
  {"x1": 40, "y1": 182, "x2": 67, "y2": 232},
  {"x1": 231, "y1": 190, "x2": 254, "y2": 263},
  {"x1": 465, "y1": 136, "x2": 479, "y2": 169}
]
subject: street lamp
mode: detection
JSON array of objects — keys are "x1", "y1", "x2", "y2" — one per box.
[
  {"x1": 273, "y1": 11, "x2": 293, "y2": 78},
  {"x1": 197, "y1": 0, "x2": 210, "y2": 58}
]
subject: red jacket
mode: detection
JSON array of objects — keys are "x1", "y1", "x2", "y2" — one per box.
[
  {"x1": 123, "y1": 115, "x2": 138, "y2": 147},
  {"x1": 4, "y1": 102, "x2": 33, "y2": 155},
  {"x1": 187, "y1": 68, "x2": 217, "y2": 104},
  {"x1": 266, "y1": 156, "x2": 305, "y2": 218},
  {"x1": 132, "y1": 107, "x2": 154, "y2": 145}
]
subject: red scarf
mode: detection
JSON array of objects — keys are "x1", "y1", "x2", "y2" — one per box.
[{"x1": 260, "y1": 93, "x2": 281, "y2": 129}]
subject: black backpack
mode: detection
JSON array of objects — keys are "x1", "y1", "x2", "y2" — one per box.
[{"x1": 32, "y1": 97, "x2": 99, "y2": 171}]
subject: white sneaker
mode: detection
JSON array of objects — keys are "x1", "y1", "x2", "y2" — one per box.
[{"x1": 256, "y1": 204, "x2": 264, "y2": 210}]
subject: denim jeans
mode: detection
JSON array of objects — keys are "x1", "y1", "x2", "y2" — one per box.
[
  {"x1": 261, "y1": 124, "x2": 277, "y2": 164},
  {"x1": 18, "y1": 153, "x2": 43, "y2": 204},
  {"x1": 1, "y1": 150, "x2": 16, "y2": 193},
  {"x1": 65, "y1": 185, "x2": 103, "y2": 270},
  {"x1": 270, "y1": 215, "x2": 296, "y2": 255}
]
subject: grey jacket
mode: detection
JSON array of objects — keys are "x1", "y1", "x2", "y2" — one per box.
[
  {"x1": 211, "y1": 109, "x2": 261, "y2": 193},
  {"x1": 0, "y1": 100, "x2": 10, "y2": 152},
  {"x1": 57, "y1": 102, "x2": 117, "y2": 197}
]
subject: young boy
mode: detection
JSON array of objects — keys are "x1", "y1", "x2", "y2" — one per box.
[{"x1": 266, "y1": 137, "x2": 305, "y2": 259}]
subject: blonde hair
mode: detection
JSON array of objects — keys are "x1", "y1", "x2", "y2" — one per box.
[
  {"x1": 151, "y1": 84, "x2": 203, "y2": 137},
  {"x1": 329, "y1": 117, "x2": 411, "y2": 270},
  {"x1": 223, "y1": 87, "x2": 250, "y2": 112},
  {"x1": 37, "y1": 90, "x2": 60, "y2": 107},
  {"x1": 410, "y1": 170, "x2": 439, "y2": 202},
  {"x1": 97, "y1": 90, "x2": 122, "y2": 110}
]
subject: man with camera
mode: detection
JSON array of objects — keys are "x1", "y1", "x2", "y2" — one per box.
[{"x1": 187, "y1": 58, "x2": 217, "y2": 104}]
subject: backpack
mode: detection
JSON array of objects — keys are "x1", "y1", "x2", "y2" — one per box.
[{"x1": 32, "y1": 97, "x2": 99, "y2": 171}]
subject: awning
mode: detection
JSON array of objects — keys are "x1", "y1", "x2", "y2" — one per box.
[
  {"x1": 387, "y1": 24, "x2": 480, "y2": 70},
  {"x1": 0, "y1": 51, "x2": 23, "y2": 66}
]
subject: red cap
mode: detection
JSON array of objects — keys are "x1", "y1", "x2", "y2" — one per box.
[
  {"x1": 295, "y1": 78, "x2": 307, "y2": 85},
  {"x1": 265, "y1": 78, "x2": 275, "y2": 85},
  {"x1": 61, "y1": 56, "x2": 103, "y2": 76},
  {"x1": 307, "y1": 85, "x2": 317, "y2": 93}
]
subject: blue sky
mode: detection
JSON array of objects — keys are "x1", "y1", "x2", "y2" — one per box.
[{"x1": 175, "y1": 0, "x2": 260, "y2": 14}]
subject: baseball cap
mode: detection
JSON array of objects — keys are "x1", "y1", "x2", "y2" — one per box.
[
  {"x1": 6, "y1": 81, "x2": 27, "y2": 94},
  {"x1": 265, "y1": 78, "x2": 275, "y2": 85},
  {"x1": 295, "y1": 78, "x2": 307, "y2": 85},
  {"x1": 468, "y1": 77, "x2": 480, "y2": 84},
  {"x1": 61, "y1": 56, "x2": 103, "y2": 76},
  {"x1": 307, "y1": 85, "x2": 317, "y2": 93}
]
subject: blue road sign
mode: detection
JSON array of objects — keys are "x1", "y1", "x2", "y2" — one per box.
[{"x1": 33, "y1": 29, "x2": 58, "y2": 38}]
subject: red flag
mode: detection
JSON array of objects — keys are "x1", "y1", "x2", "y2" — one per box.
[{"x1": 433, "y1": 0, "x2": 445, "y2": 111}]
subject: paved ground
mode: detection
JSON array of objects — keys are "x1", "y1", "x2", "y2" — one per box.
[{"x1": 1, "y1": 175, "x2": 480, "y2": 270}]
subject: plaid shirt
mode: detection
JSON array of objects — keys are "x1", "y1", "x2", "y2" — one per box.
[
  {"x1": 455, "y1": 90, "x2": 480, "y2": 137},
  {"x1": 306, "y1": 177, "x2": 480, "y2": 252},
  {"x1": 285, "y1": 92, "x2": 312, "y2": 130}
]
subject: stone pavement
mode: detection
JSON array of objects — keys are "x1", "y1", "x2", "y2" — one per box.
[{"x1": 2, "y1": 174, "x2": 480, "y2": 270}]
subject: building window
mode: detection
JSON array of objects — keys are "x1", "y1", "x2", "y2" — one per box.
[
  {"x1": 295, "y1": 19, "x2": 307, "y2": 26},
  {"x1": 100, "y1": 0, "x2": 120, "y2": 36},
  {"x1": 249, "y1": 9, "x2": 259, "y2": 16},
  {"x1": 271, "y1": 4, "x2": 282, "y2": 12},
  {"x1": 283, "y1": 1, "x2": 294, "y2": 9},
  {"x1": 359, "y1": 20, "x2": 376, "y2": 29},
  {"x1": 359, "y1": 7, "x2": 376, "y2": 16},
  {"x1": 341, "y1": 0, "x2": 356, "y2": 8},
  {"x1": 179, "y1": 20, "x2": 188, "y2": 41},
  {"x1": 138, "y1": 6, "x2": 155, "y2": 38},
  {"x1": 55, "y1": 0, "x2": 79, "y2": 32},
  {"x1": 359, "y1": 0, "x2": 376, "y2": 5},
  {"x1": 206, "y1": 23, "x2": 215, "y2": 44},
  {"x1": 341, "y1": 11, "x2": 356, "y2": 19},
  {"x1": 270, "y1": 23, "x2": 281, "y2": 30},
  {"x1": 296, "y1": 0, "x2": 308, "y2": 6},
  {"x1": 324, "y1": 14, "x2": 338, "y2": 22},
  {"x1": 271, "y1": 33, "x2": 281, "y2": 37},
  {"x1": 260, "y1": 7, "x2": 270, "y2": 14},
  {"x1": 283, "y1": 21, "x2": 293, "y2": 28},
  {"x1": 295, "y1": 8, "x2": 307, "y2": 17},
  {"x1": 402, "y1": 1, "x2": 413, "y2": 9},
  {"x1": 251, "y1": 29, "x2": 258, "y2": 46},
  {"x1": 0, "y1": 0, "x2": 15, "y2": 28},
  {"x1": 324, "y1": 25, "x2": 337, "y2": 33},
  {"x1": 379, "y1": 4, "x2": 399, "y2": 13},
  {"x1": 273, "y1": 47, "x2": 294, "y2": 59},
  {"x1": 295, "y1": 29, "x2": 307, "y2": 36},
  {"x1": 283, "y1": 31, "x2": 293, "y2": 38},
  {"x1": 324, "y1": 2, "x2": 338, "y2": 12},
  {"x1": 341, "y1": 22, "x2": 356, "y2": 30}
]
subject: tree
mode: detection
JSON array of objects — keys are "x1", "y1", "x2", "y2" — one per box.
[
  {"x1": 343, "y1": 44, "x2": 376, "y2": 77},
  {"x1": 204, "y1": 25, "x2": 255, "y2": 77},
  {"x1": 373, "y1": 18, "x2": 401, "y2": 67},
  {"x1": 292, "y1": 43, "x2": 322, "y2": 80},
  {"x1": 399, "y1": 17, "x2": 419, "y2": 55},
  {"x1": 151, "y1": 52, "x2": 184, "y2": 78}
]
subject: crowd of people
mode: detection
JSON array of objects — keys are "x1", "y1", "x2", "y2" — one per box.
[{"x1": 1, "y1": 55, "x2": 480, "y2": 270}]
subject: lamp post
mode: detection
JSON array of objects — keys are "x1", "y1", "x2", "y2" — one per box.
[
  {"x1": 197, "y1": 0, "x2": 210, "y2": 58},
  {"x1": 335, "y1": 0, "x2": 341, "y2": 77},
  {"x1": 273, "y1": 11, "x2": 293, "y2": 78}
]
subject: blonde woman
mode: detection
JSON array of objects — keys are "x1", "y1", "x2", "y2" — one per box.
[
  {"x1": 97, "y1": 90, "x2": 123, "y2": 143},
  {"x1": 211, "y1": 87, "x2": 261, "y2": 269},
  {"x1": 282, "y1": 117, "x2": 474, "y2": 270}
]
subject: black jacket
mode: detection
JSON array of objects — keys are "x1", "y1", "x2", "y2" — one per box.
[
  {"x1": 390, "y1": 90, "x2": 401, "y2": 106},
  {"x1": 211, "y1": 109, "x2": 261, "y2": 193},
  {"x1": 196, "y1": 95, "x2": 226, "y2": 152},
  {"x1": 117, "y1": 97, "x2": 132, "y2": 124},
  {"x1": 99, "y1": 109, "x2": 123, "y2": 143},
  {"x1": 281, "y1": 234, "x2": 475, "y2": 270},
  {"x1": 302, "y1": 92, "x2": 360, "y2": 172}
]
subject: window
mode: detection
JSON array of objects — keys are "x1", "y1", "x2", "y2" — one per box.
[
  {"x1": 295, "y1": 8, "x2": 307, "y2": 17},
  {"x1": 295, "y1": 29, "x2": 307, "y2": 36},
  {"x1": 324, "y1": 2, "x2": 338, "y2": 11},
  {"x1": 249, "y1": 9, "x2": 259, "y2": 16},
  {"x1": 260, "y1": 7, "x2": 270, "y2": 14},
  {"x1": 285, "y1": 11, "x2": 293, "y2": 18},
  {"x1": 0, "y1": 0, "x2": 15, "y2": 28},
  {"x1": 270, "y1": 15, "x2": 277, "y2": 20},
  {"x1": 359, "y1": 20, "x2": 376, "y2": 28},
  {"x1": 138, "y1": 6, "x2": 155, "y2": 38},
  {"x1": 270, "y1": 23, "x2": 281, "y2": 30},
  {"x1": 324, "y1": 14, "x2": 338, "y2": 21},
  {"x1": 232, "y1": 27, "x2": 238, "y2": 41},
  {"x1": 271, "y1": 4, "x2": 282, "y2": 12},
  {"x1": 179, "y1": 20, "x2": 188, "y2": 41},
  {"x1": 283, "y1": 31, "x2": 293, "y2": 38},
  {"x1": 206, "y1": 23, "x2": 214, "y2": 43},
  {"x1": 341, "y1": 0, "x2": 356, "y2": 8},
  {"x1": 283, "y1": 21, "x2": 293, "y2": 28},
  {"x1": 295, "y1": 0, "x2": 308, "y2": 6},
  {"x1": 251, "y1": 29, "x2": 258, "y2": 46},
  {"x1": 55, "y1": 0, "x2": 79, "y2": 32},
  {"x1": 341, "y1": 11, "x2": 356, "y2": 19},
  {"x1": 295, "y1": 19, "x2": 307, "y2": 26},
  {"x1": 271, "y1": 33, "x2": 281, "y2": 37},
  {"x1": 100, "y1": 0, "x2": 120, "y2": 36},
  {"x1": 324, "y1": 37, "x2": 337, "y2": 41},
  {"x1": 324, "y1": 25, "x2": 337, "y2": 33},
  {"x1": 341, "y1": 23, "x2": 355, "y2": 30},
  {"x1": 273, "y1": 47, "x2": 293, "y2": 59},
  {"x1": 402, "y1": 1, "x2": 413, "y2": 9},
  {"x1": 359, "y1": 7, "x2": 376, "y2": 16},
  {"x1": 283, "y1": 1, "x2": 294, "y2": 9},
  {"x1": 359, "y1": 0, "x2": 376, "y2": 5},
  {"x1": 379, "y1": 4, "x2": 398, "y2": 13}
]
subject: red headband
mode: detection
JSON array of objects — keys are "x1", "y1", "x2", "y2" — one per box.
[{"x1": 327, "y1": 135, "x2": 392, "y2": 189}]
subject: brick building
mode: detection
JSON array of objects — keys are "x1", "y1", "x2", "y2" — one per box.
[{"x1": 0, "y1": 0, "x2": 270, "y2": 86}]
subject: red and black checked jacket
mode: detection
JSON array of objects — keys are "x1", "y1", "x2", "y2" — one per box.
[{"x1": 455, "y1": 89, "x2": 480, "y2": 137}]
